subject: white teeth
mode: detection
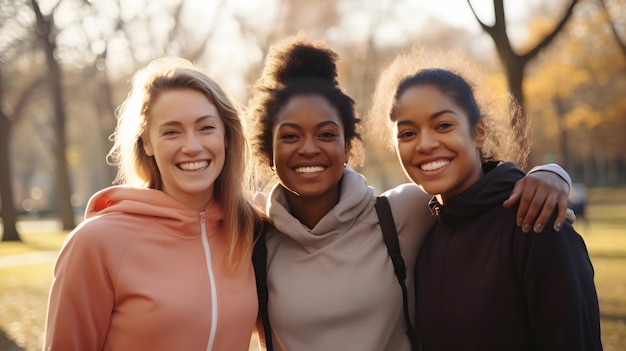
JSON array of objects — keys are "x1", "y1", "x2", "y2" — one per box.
[
  {"x1": 295, "y1": 166, "x2": 325, "y2": 173},
  {"x1": 420, "y1": 160, "x2": 449, "y2": 171},
  {"x1": 179, "y1": 161, "x2": 208, "y2": 171}
]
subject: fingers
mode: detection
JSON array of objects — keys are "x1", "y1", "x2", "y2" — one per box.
[
  {"x1": 517, "y1": 186, "x2": 543, "y2": 233},
  {"x1": 529, "y1": 192, "x2": 561, "y2": 233},
  {"x1": 565, "y1": 208, "x2": 576, "y2": 224},
  {"x1": 507, "y1": 177, "x2": 539, "y2": 232},
  {"x1": 503, "y1": 181, "x2": 522, "y2": 209},
  {"x1": 550, "y1": 191, "x2": 570, "y2": 232},
  {"x1": 507, "y1": 170, "x2": 571, "y2": 233}
]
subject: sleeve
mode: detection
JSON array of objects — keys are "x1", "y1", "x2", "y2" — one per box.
[
  {"x1": 43, "y1": 223, "x2": 117, "y2": 351},
  {"x1": 522, "y1": 222, "x2": 603, "y2": 350},
  {"x1": 528, "y1": 163, "x2": 573, "y2": 192}
]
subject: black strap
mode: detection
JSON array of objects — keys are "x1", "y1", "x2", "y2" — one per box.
[
  {"x1": 252, "y1": 221, "x2": 273, "y2": 350},
  {"x1": 375, "y1": 196, "x2": 419, "y2": 351}
]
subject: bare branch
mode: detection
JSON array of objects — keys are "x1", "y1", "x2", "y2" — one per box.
[
  {"x1": 493, "y1": 0, "x2": 506, "y2": 29},
  {"x1": 466, "y1": 0, "x2": 492, "y2": 34},
  {"x1": 523, "y1": 0, "x2": 579, "y2": 61},
  {"x1": 598, "y1": 0, "x2": 626, "y2": 59}
]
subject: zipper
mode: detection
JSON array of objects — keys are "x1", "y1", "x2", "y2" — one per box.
[{"x1": 200, "y1": 211, "x2": 218, "y2": 351}]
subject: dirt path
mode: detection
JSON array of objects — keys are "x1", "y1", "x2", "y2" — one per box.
[{"x1": 0, "y1": 251, "x2": 59, "y2": 269}]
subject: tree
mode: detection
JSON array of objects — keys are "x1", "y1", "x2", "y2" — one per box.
[
  {"x1": 598, "y1": 0, "x2": 626, "y2": 59},
  {"x1": 30, "y1": 0, "x2": 75, "y2": 230},
  {"x1": 0, "y1": 0, "x2": 47, "y2": 241},
  {"x1": 524, "y1": 0, "x2": 626, "y2": 185},
  {"x1": 0, "y1": 68, "x2": 19, "y2": 241},
  {"x1": 467, "y1": 0, "x2": 580, "y2": 150}
]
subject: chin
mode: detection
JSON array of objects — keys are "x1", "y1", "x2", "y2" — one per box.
[{"x1": 419, "y1": 184, "x2": 445, "y2": 197}]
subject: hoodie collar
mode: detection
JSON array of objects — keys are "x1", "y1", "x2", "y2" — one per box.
[
  {"x1": 267, "y1": 166, "x2": 374, "y2": 249},
  {"x1": 85, "y1": 186, "x2": 223, "y2": 236},
  {"x1": 429, "y1": 161, "x2": 524, "y2": 223}
]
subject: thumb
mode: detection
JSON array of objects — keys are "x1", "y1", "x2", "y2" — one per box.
[{"x1": 503, "y1": 182, "x2": 522, "y2": 208}]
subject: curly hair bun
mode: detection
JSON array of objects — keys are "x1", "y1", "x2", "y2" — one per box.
[{"x1": 264, "y1": 34, "x2": 339, "y2": 87}]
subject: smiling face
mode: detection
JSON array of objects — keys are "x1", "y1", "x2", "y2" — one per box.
[
  {"x1": 394, "y1": 85, "x2": 486, "y2": 203},
  {"x1": 272, "y1": 94, "x2": 349, "y2": 204},
  {"x1": 142, "y1": 88, "x2": 226, "y2": 210}
]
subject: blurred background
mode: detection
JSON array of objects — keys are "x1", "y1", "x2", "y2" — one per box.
[
  {"x1": 0, "y1": 0, "x2": 625, "y2": 350},
  {"x1": 1, "y1": 0, "x2": 625, "y2": 231}
]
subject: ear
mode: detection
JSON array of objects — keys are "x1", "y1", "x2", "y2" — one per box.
[
  {"x1": 473, "y1": 119, "x2": 487, "y2": 149},
  {"x1": 142, "y1": 136, "x2": 154, "y2": 156}
]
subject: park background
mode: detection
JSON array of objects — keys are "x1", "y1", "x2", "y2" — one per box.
[{"x1": 1, "y1": 0, "x2": 625, "y2": 350}]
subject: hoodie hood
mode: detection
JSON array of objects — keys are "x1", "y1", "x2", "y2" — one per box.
[
  {"x1": 431, "y1": 161, "x2": 524, "y2": 223},
  {"x1": 266, "y1": 166, "x2": 374, "y2": 249},
  {"x1": 85, "y1": 186, "x2": 223, "y2": 237}
]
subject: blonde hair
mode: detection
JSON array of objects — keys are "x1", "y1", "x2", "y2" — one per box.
[
  {"x1": 108, "y1": 57, "x2": 264, "y2": 268},
  {"x1": 367, "y1": 46, "x2": 528, "y2": 168}
]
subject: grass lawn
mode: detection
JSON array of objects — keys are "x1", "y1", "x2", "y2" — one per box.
[
  {"x1": 580, "y1": 200, "x2": 626, "y2": 350},
  {"x1": 1, "y1": 189, "x2": 625, "y2": 351},
  {"x1": 0, "y1": 232, "x2": 66, "y2": 351}
]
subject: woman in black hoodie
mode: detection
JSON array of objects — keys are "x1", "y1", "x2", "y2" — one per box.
[{"x1": 369, "y1": 50, "x2": 603, "y2": 351}]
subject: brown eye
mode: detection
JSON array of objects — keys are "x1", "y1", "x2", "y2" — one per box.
[
  {"x1": 162, "y1": 130, "x2": 179, "y2": 136},
  {"x1": 281, "y1": 133, "x2": 299, "y2": 141},
  {"x1": 397, "y1": 130, "x2": 416, "y2": 139},
  {"x1": 319, "y1": 131, "x2": 338, "y2": 138},
  {"x1": 436, "y1": 122, "x2": 453, "y2": 130}
]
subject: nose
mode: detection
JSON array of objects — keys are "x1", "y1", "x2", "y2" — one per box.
[
  {"x1": 416, "y1": 131, "x2": 439, "y2": 152},
  {"x1": 182, "y1": 133, "x2": 203, "y2": 153},
  {"x1": 298, "y1": 136, "x2": 320, "y2": 156}
]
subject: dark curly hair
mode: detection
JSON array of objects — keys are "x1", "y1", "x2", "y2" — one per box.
[{"x1": 246, "y1": 34, "x2": 363, "y2": 184}]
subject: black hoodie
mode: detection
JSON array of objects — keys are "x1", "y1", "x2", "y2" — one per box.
[{"x1": 416, "y1": 161, "x2": 603, "y2": 351}]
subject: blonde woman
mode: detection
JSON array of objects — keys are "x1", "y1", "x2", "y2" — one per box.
[{"x1": 43, "y1": 58, "x2": 265, "y2": 351}]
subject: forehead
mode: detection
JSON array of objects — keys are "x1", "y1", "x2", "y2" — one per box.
[
  {"x1": 276, "y1": 94, "x2": 342, "y2": 126},
  {"x1": 397, "y1": 84, "x2": 448, "y2": 105},
  {"x1": 395, "y1": 85, "x2": 458, "y2": 113},
  {"x1": 149, "y1": 88, "x2": 220, "y2": 123}
]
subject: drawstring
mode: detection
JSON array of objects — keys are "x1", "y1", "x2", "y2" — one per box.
[{"x1": 200, "y1": 211, "x2": 218, "y2": 351}]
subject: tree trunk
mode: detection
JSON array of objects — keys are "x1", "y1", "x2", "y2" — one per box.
[
  {"x1": 554, "y1": 96, "x2": 570, "y2": 171},
  {"x1": 31, "y1": 0, "x2": 75, "y2": 230},
  {"x1": 467, "y1": 0, "x2": 580, "y2": 166},
  {"x1": 0, "y1": 115, "x2": 20, "y2": 241}
]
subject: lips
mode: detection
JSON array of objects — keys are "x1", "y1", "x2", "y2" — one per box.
[
  {"x1": 178, "y1": 160, "x2": 209, "y2": 171},
  {"x1": 419, "y1": 159, "x2": 450, "y2": 171}
]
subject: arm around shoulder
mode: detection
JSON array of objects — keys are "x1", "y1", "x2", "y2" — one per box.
[{"x1": 528, "y1": 163, "x2": 572, "y2": 192}]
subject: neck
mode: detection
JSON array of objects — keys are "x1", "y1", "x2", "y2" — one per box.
[
  {"x1": 438, "y1": 159, "x2": 484, "y2": 204},
  {"x1": 285, "y1": 188, "x2": 340, "y2": 230}
]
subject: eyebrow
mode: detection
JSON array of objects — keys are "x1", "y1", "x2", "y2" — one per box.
[
  {"x1": 396, "y1": 109, "x2": 457, "y2": 126},
  {"x1": 158, "y1": 115, "x2": 218, "y2": 128},
  {"x1": 278, "y1": 120, "x2": 342, "y2": 129}
]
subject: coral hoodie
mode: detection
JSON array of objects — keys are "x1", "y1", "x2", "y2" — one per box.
[{"x1": 43, "y1": 186, "x2": 257, "y2": 351}]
